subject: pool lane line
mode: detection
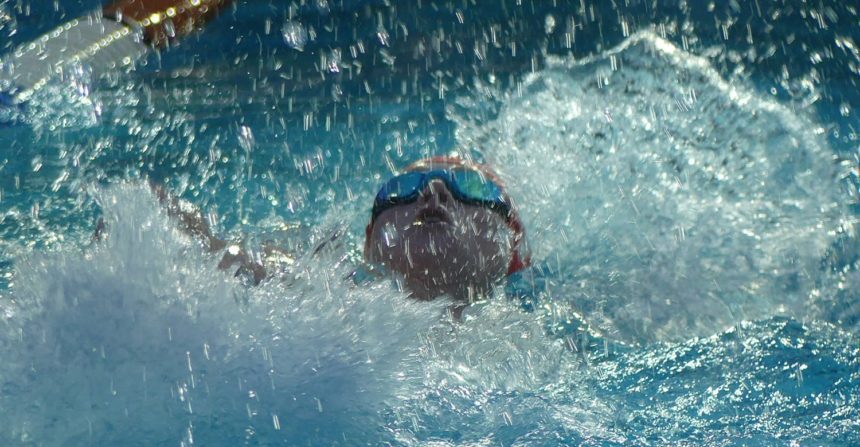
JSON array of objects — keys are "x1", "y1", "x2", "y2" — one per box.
[{"x1": 0, "y1": 0, "x2": 234, "y2": 105}]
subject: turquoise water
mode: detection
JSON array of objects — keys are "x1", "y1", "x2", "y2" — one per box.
[{"x1": 1, "y1": 1, "x2": 859, "y2": 445}]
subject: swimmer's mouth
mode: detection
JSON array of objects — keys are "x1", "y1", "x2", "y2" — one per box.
[{"x1": 415, "y1": 207, "x2": 452, "y2": 226}]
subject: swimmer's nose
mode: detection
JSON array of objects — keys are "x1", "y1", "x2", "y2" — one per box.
[{"x1": 420, "y1": 178, "x2": 451, "y2": 205}]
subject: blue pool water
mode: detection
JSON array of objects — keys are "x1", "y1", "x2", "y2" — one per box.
[{"x1": 1, "y1": 0, "x2": 859, "y2": 445}]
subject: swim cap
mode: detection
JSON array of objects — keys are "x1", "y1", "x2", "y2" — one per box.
[{"x1": 366, "y1": 155, "x2": 530, "y2": 276}]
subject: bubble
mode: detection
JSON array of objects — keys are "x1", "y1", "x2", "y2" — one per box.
[{"x1": 281, "y1": 21, "x2": 308, "y2": 52}]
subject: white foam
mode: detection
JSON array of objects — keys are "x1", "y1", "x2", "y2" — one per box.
[
  {"x1": 0, "y1": 183, "x2": 451, "y2": 444},
  {"x1": 453, "y1": 31, "x2": 846, "y2": 342},
  {"x1": 0, "y1": 180, "x2": 585, "y2": 444},
  {"x1": 1, "y1": 30, "x2": 853, "y2": 445}
]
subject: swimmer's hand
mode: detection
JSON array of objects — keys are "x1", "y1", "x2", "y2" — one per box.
[{"x1": 217, "y1": 244, "x2": 267, "y2": 286}]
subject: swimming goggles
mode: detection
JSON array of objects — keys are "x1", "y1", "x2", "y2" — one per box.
[{"x1": 372, "y1": 168, "x2": 512, "y2": 221}]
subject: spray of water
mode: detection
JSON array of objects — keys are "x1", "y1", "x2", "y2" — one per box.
[
  {"x1": 1, "y1": 25, "x2": 858, "y2": 446},
  {"x1": 452, "y1": 31, "x2": 849, "y2": 343},
  {"x1": 0, "y1": 0, "x2": 13, "y2": 48},
  {"x1": 0, "y1": 183, "x2": 433, "y2": 444}
]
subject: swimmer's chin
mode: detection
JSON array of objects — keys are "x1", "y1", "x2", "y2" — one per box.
[
  {"x1": 402, "y1": 271, "x2": 497, "y2": 303},
  {"x1": 406, "y1": 219, "x2": 456, "y2": 237}
]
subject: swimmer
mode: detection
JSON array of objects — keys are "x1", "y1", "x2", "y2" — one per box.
[
  {"x1": 364, "y1": 156, "x2": 529, "y2": 302},
  {"x1": 99, "y1": 156, "x2": 529, "y2": 301}
]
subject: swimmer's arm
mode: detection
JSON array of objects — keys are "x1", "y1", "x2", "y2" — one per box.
[
  {"x1": 151, "y1": 185, "x2": 267, "y2": 285},
  {"x1": 94, "y1": 183, "x2": 267, "y2": 285},
  {"x1": 150, "y1": 183, "x2": 227, "y2": 252}
]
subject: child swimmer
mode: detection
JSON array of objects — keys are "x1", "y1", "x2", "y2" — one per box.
[
  {"x1": 99, "y1": 156, "x2": 530, "y2": 303},
  {"x1": 364, "y1": 156, "x2": 529, "y2": 301}
]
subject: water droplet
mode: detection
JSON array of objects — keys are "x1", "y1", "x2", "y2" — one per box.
[
  {"x1": 281, "y1": 21, "x2": 308, "y2": 51},
  {"x1": 315, "y1": 0, "x2": 330, "y2": 15},
  {"x1": 331, "y1": 83, "x2": 342, "y2": 101},
  {"x1": 238, "y1": 125, "x2": 255, "y2": 153},
  {"x1": 383, "y1": 222, "x2": 398, "y2": 247},
  {"x1": 377, "y1": 27, "x2": 390, "y2": 47},
  {"x1": 163, "y1": 19, "x2": 176, "y2": 38},
  {"x1": 0, "y1": 1, "x2": 15, "y2": 48},
  {"x1": 326, "y1": 49, "x2": 341, "y2": 73},
  {"x1": 545, "y1": 14, "x2": 556, "y2": 34}
]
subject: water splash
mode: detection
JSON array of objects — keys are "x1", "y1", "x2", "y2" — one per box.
[
  {"x1": 0, "y1": 183, "x2": 449, "y2": 445},
  {"x1": 0, "y1": 0, "x2": 14, "y2": 49},
  {"x1": 0, "y1": 0, "x2": 19, "y2": 125},
  {"x1": 2, "y1": 61, "x2": 103, "y2": 129},
  {"x1": 1, "y1": 25, "x2": 858, "y2": 447},
  {"x1": 452, "y1": 31, "x2": 848, "y2": 342}
]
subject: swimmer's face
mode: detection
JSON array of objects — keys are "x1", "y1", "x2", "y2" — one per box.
[{"x1": 366, "y1": 178, "x2": 513, "y2": 301}]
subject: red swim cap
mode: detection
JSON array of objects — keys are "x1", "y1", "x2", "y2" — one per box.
[{"x1": 366, "y1": 156, "x2": 530, "y2": 276}]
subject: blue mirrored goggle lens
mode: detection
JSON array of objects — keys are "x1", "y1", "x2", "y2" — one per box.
[
  {"x1": 373, "y1": 169, "x2": 509, "y2": 219},
  {"x1": 377, "y1": 171, "x2": 424, "y2": 202},
  {"x1": 450, "y1": 168, "x2": 504, "y2": 203}
]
